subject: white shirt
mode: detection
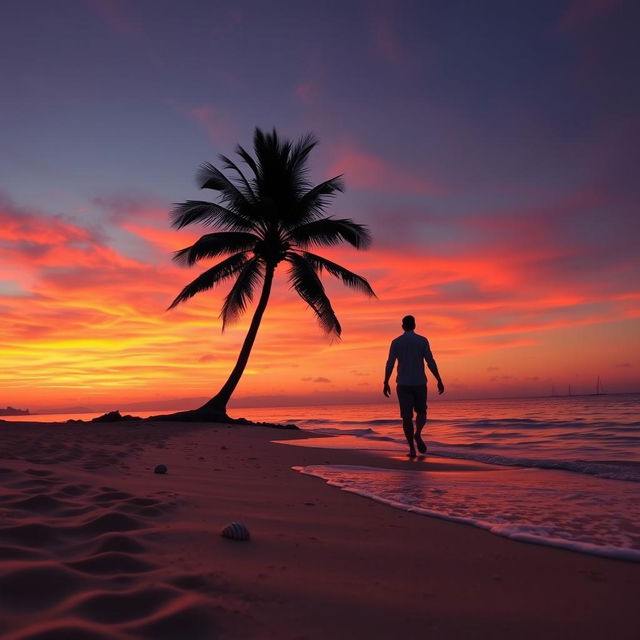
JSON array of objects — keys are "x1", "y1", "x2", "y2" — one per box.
[{"x1": 385, "y1": 330, "x2": 434, "y2": 386}]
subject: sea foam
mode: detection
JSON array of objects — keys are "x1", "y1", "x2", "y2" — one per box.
[{"x1": 294, "y1": 464, "x2": 640, "y2": 562}]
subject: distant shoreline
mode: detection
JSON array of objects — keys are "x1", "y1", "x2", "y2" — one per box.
[
  {"x1": 0, "y1": 406, "x2": 29, "y2": 416},
  {"x1": 14, "y1": 389, "x2": 640, "y2": 418}
]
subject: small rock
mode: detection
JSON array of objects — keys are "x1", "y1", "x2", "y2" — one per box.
[{"x1": 154, "y1": 464, "x2": 168, "y2": 474}]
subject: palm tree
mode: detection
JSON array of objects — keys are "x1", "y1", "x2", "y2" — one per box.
[{"x1": 162, "y1": 128, "x2": 376, "y2": 421}]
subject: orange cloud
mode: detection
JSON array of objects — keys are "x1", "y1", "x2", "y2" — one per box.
[{"x1": 0, "y1": 191, "x2": 638, "y2": 410}]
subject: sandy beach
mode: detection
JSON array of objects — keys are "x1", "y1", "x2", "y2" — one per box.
[{"x1": 0, "y1": 418, "x2": 638, "y2": 639}]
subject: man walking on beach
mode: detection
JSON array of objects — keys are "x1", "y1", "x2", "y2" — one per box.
[{"x1": 384, "y1": 315, "x2": 444, "y2": 457}]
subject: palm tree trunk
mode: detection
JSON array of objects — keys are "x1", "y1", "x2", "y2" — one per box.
[{"x1": 197, "y1": 263, "x2": 275, "y2": 415}]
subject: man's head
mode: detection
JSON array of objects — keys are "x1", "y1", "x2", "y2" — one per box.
[{"x1": 402, "y1": 315, "x2": 416, "y2": 331}]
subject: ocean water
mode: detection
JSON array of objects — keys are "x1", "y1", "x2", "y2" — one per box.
[
  {"x1": 236, "y1": 394, "x2": 640, "y2": 479},
  {"x1": 241, "y1": 394, "x2": 640, "y2": 561},
  {"x1": 5, "y1": 394, "x2": 639, "y2": 560}
]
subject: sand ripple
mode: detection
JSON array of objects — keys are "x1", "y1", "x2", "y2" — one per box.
[{"x1": 0, "y1": 461, "x2": 246, "y2": 639}]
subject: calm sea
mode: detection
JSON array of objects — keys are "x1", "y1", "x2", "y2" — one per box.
[
  {"x1": 5, "y1": 394, "x2": 639, "y2": 560},
  {"x1": 247, "y1": 394, "x2": 640, "y2": 561}
]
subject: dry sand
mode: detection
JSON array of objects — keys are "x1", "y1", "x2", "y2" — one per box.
[{"x1": 0, "y1": 418, "x2": 638, "y2": 639}]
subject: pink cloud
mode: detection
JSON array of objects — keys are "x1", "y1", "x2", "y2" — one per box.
[
  {"x1": 326, "y1": 142, "x2": 439, "y2": 195},
  {"x1": 183, "y1": 105, "x2": 238, "y2": 145},
  {"x1": 293, "y1": 81, "x2": 320, "y2": 103},
  {"x1": 556, "y1": 0, "x2": 625, "y2": 31},
  {"x1": 291, "y1": 51, "x2": 326, "y2": 108},
  {"x1": 371, "y1": 18, "x2": 414, "y2": 71},
  {"x1": 87, "y1": 0, "x2": 145, "y2": 40},
  {"x1": 91, "y1": 193, "x2": 167, "y2": 224},
  {"x1": 224, "y1": 7, "x2": 244, "y2": 25}
]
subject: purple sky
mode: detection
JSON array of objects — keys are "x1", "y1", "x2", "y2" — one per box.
[
  {"x1": 1, "y1": 0, "x2": 639, "y2": 408},
  {"x1": 3, "y1": 1, "x2": 638, "y2": 215}
]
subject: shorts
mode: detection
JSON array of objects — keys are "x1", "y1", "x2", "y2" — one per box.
[{"x1": 396, "y1": 384, "x2": 427, "y2": 420}]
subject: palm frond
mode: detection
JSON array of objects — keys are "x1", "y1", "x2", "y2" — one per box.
[
  {"x1": 235, "y1": 144, "x2": 260, "y2": 181},
  {"x1": 301, "y1": 251, "x2": 376, "y2": 297},
  {"x1": 219, "y1": 154, "x2": 257, "y2": 202},
  {"x1": 173, "y1": 232, "x2": 261, "y2": 266},
  {"x1": 289, "y1": 176, "x2": 345, "y2": 227},
  {"x1": 286, "y1": 253, "x2": 341, "y2": 336},
  {"x1": 167, "y1": 252, "x2": 248, "y2": 309},
  {"x1": 287, "y1": 133, "x2": 317, "y2": 188},
  {"x1": 220, "y1": 257, "x2": 263, "y2": 330},
  {"x1": 170, "y1": 200, "x2": 256, "y2": 231},
  {"x1": 169, "y1": 129, "x2": 376, "y2": 346},
  {"x1": 253, "y1": 128, "x2": 292, "y2": 168},
  {"x1": 253, "y1": 129, "x2": 291, "y2": 195},
  {"x1": 197, "y1": 162, "x2": 254, "y2": 215},
  {"x1": 288, "y1": 217, "x2": 372, "y2": 250}
]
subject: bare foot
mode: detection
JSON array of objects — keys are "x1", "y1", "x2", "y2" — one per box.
[
  {"x1": 407, "y1": 449, "x2": 417, "y2": 459},
  {"x1": 415, "y1": 435, "x2": 427, "y2": 454}
]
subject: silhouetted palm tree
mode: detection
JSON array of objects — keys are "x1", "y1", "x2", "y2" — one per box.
[{"x1": 165, "y1": 128, "x2": 376, "y2": 420}]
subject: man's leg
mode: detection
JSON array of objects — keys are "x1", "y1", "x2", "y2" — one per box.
[
  {"x1": 413, "y1": 385, "x2": 428, "y2": 454},
  {"x1": 396, "y1": 385, "x2": 416, "y2": 457}
]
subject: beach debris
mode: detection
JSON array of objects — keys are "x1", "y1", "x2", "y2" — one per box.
[
  {"x1": 221, "y1": 521, "x2": 250, "y2": 541},
  {"x1": 154, "y1": 464, "x2": 168, "y2": 474},
  {"x1": 91, "y1": 410, "x2": 142, "y2": 423}
]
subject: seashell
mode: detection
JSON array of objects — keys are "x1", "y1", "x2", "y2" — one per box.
[
  {"x1": 221, "y1": 521, "x2": 250, "y2": 541},
  {"x1": 154, "y1": 464, "x2": 168, "y2": 474}
]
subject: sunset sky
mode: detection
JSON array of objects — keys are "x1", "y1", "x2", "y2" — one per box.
[{"x1": 1, "y1": 0, "x2": 639, "y2": 412}]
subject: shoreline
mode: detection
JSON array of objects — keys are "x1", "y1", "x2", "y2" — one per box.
[{"x1": 0, "y1": 419, "x2": 638, "y2": 638}]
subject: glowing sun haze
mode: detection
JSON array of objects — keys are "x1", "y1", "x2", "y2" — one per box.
[{"x1": 1, "y1": 0, "x2": 638, "y2": 411}]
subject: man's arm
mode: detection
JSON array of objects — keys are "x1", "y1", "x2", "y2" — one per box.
[
  {"x1": 425, "y1": 342, "x2": 445, "y2": 394},
  {"x1": 383, "y1": 342, "x2": 396, "y2": 397}
]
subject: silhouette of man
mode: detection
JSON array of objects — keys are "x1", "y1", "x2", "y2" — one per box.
[{"x1": 384, "y1": 315, "x2": 444, "y2": 457}]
